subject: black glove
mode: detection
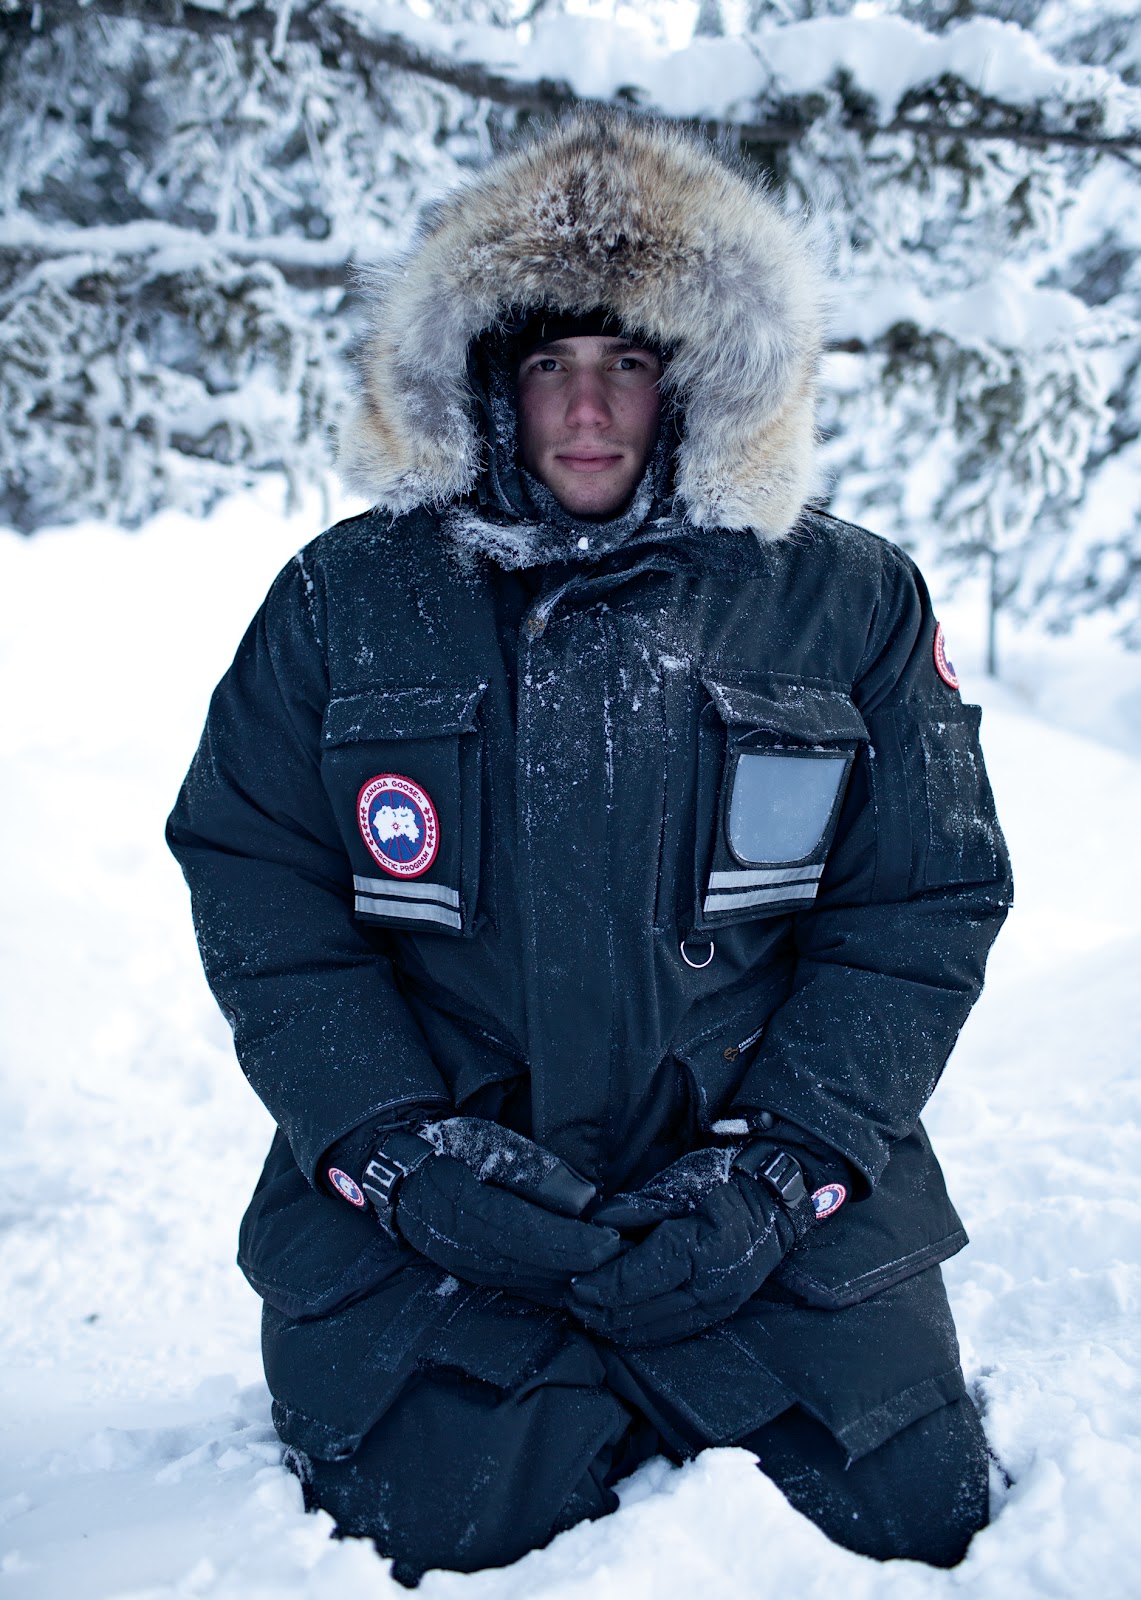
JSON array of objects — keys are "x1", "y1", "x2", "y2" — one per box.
[
  {"x1": 337, "y1": 1115, "x2": 624, "y2": 1303},
  {"x1": 564, "y1": 1143, "x2": 813, "y2": 1347}
]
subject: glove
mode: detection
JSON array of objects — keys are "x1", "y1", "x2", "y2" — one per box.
[
  {"x1": 564, "y1": 1143, "x2": 812, "y2": 1347},
  {"x1": 346, "y1": 1116, "x2": 624, "y2": 1303}
]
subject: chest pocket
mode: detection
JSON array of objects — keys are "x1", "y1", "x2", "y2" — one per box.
[
  {"x1": 320, "y1": 683, "x2": 486, "y2": 937},
  {"x1": 694, "y1": 678, "x2": 868, "y2": 931}
]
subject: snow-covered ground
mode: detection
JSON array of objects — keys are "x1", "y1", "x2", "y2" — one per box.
[{"x1": 2, "y1": 490, "x2": 1140, "y2": 1599}]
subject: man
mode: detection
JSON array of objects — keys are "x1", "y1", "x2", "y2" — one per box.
[{"x1": 168, "y1": 113, "x2": 1011, "y2": 1585}]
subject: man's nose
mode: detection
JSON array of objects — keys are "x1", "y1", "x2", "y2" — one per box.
[{"x1": 564, "y1": 372, "x2": 612, "y2": 428}]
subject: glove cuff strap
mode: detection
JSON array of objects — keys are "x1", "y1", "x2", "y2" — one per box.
[
  {"x1": 734, "y1": 1146, "x2": 815, "y2": 1242},
  {"x1": 362, "y1": 1129, "x2": 434, "y2": 1237}
]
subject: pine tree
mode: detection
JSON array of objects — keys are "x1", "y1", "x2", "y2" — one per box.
[{"x1": 0, "y1": 2, "x2": 490, "y2": 529}]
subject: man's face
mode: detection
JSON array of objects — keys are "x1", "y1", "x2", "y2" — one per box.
[{"x1": 516, "y1": 335, "x2": 663, "y2": 517}]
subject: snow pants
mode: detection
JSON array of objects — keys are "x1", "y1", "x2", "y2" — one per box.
[{"x1": 280, "y1": 1278, "x2": 989, "y2": 1584}]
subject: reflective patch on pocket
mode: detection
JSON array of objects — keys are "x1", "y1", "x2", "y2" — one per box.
[
  {"x1": 727, "y1": 752, "x2": 850, "y2": 865},
  {"x1": 703, "y1": 863, "x2": 823, "y2": 917},
  {"x1": 353, "y1": 874, "x2": 462, "y2": 930}
]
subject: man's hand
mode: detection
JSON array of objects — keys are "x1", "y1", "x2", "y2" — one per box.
[
  {"x1": 564, "y1": 1145, "x2": 810, "y2": 1346},
  {"x1": 361, "y1": 1117, "x2": 624, "y2": 1303}
]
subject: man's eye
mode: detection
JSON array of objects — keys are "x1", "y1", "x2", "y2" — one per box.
[{"x1": 533, "y1": 359, "x2": 560, "y2": 372}]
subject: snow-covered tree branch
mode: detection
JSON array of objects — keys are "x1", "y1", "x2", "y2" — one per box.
[{"x1": 15, "y1": 0, "x2": 1141, "y2": 152}]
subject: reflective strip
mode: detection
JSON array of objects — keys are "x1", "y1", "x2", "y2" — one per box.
[
  {"x1": 353, "y1": 875, "x2": 460, "y2": 909},
  {"x1": 707, "y1": 865, "x2": 823, "y2": 889},
  {"x1": 703, "y1": 882, "x2": 820, "y2": 915},
  {"x1": 354, "y1": 894, "x2": 462, "y2": 930}
]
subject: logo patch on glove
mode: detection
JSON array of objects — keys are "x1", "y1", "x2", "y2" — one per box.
[
  {"x1": 811, "y1": 1182, "x2": 847, "y2": 1220},
  {"x1": 357, "y1": 774, "x2": 439, "y2": 878},
  {"x1": 328, "y1": 1167, "x2": 366, "y2": 1207},
  {"x1": 933, "y1": 623, "x2": 959, "y2": 690}
]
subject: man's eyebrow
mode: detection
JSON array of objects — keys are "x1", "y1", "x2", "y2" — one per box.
[
  {"x1": 601, "y1": 340, "x2": 658, "y2": 356},
  {"x1": 526, "y1": 339, "x2": 659, "y2": 359}
]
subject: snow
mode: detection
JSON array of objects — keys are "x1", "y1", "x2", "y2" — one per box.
[
  {"x1": 335, "y1": 2, "x2": 1141, "y2": 129},
  {"x1": 753, "y1": 14, "x2": 1137, "y2": 128},
  {"x1": 0, "y1": 215, "x2": 356, "y2": 272},
  {"x1": 841, "y1": 268, "x2": 1134, "y2": 356},
  {"x1": 3, "y1": 489, "x2": 1141, "y2": 1597}
]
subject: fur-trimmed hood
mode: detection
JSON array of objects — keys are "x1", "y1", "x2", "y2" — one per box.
[{"x1": 338, "y1": 112, "x2": 828, "y2": 539}]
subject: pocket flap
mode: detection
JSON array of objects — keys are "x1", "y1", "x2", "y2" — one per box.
[
  {"x1": 322, "y1": 683, "x2": 487, "y2": 747},
  {"x1": 703, "y1": 678, "x2": 868, "y2": 745}
]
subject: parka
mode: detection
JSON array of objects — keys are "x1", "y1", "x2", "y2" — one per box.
[{"x1": 167, "y1": 113, "x2": 1012, "y2": 1470}]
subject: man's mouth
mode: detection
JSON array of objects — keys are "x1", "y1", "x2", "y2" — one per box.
[{"x1": 554, "y1": 450, "x2": 625, "y2": 474}]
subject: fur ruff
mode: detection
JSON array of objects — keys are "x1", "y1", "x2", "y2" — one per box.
[{"x1": 338, "y1": 112, "x2": 828, "y2": 539}]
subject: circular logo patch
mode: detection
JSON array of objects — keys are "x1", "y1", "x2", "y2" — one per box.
[
  {"x1": 811, "y1": 1182, "x2": 847, "y2": 1221},
  {"x1": 357, "y1": 774, "x2": 439, "y2": 878},
  {"x1": 328, "y1": 1167, "x2": 366, "y2": 1208},
  {"x1": 933, "y1": 623, "x2": 960, "y2": 691}
]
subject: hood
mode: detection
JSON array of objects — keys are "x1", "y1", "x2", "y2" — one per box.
[{"x1": 338, "y1": 111, "x2": 828, "y2": 540}]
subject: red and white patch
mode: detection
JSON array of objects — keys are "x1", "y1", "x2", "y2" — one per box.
[
  {"x1": 811, "y1": 1182, "x2": 847, "y2": 1220},
  {"x1": 328, "y1": 1167, "x2": 366, "y2": 1207},
  {"x1": 933, "y1": 623, "x2": 960, "y2": 690},
  {"x1": 357, "y1": 773, "x2": 439, "y2": 878}
]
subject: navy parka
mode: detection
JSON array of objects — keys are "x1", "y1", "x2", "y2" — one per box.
[{"x1": 167, "y1": 501, "x2": 1011, "y2": 1463}]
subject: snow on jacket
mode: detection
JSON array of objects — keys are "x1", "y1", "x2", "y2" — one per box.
[{"x1": 166, "y1": 114, "x2": 1012, "y2": 1458}]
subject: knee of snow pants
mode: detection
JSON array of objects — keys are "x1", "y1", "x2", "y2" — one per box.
[
  {"x1": 295, "y1": 1334, "x2": 639, "y2": 1584},
  {"x1": 744, "y1": 1394, "x2": 990, "y2": 1567}
]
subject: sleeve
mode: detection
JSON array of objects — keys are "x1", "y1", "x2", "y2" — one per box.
[
  {"x1": 166, "y1": 549, "x2": 451, "y2": 1184},
  {"x1": 729, "y1": 545, "x2": 1013, "y2": 1191}
]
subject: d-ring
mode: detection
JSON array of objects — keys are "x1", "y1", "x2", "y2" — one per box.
[{"x1": 680, "y1": 938, "x2": 715, "y2": 970}]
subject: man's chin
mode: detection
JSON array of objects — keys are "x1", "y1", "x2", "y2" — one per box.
[{"x1": 546, "y1": 473, "x2": 639, "y2": 519}]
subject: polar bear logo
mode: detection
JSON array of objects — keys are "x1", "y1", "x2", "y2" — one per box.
[{"x1": 373, "y1": 803, "x2": 421, "y2": 844}]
